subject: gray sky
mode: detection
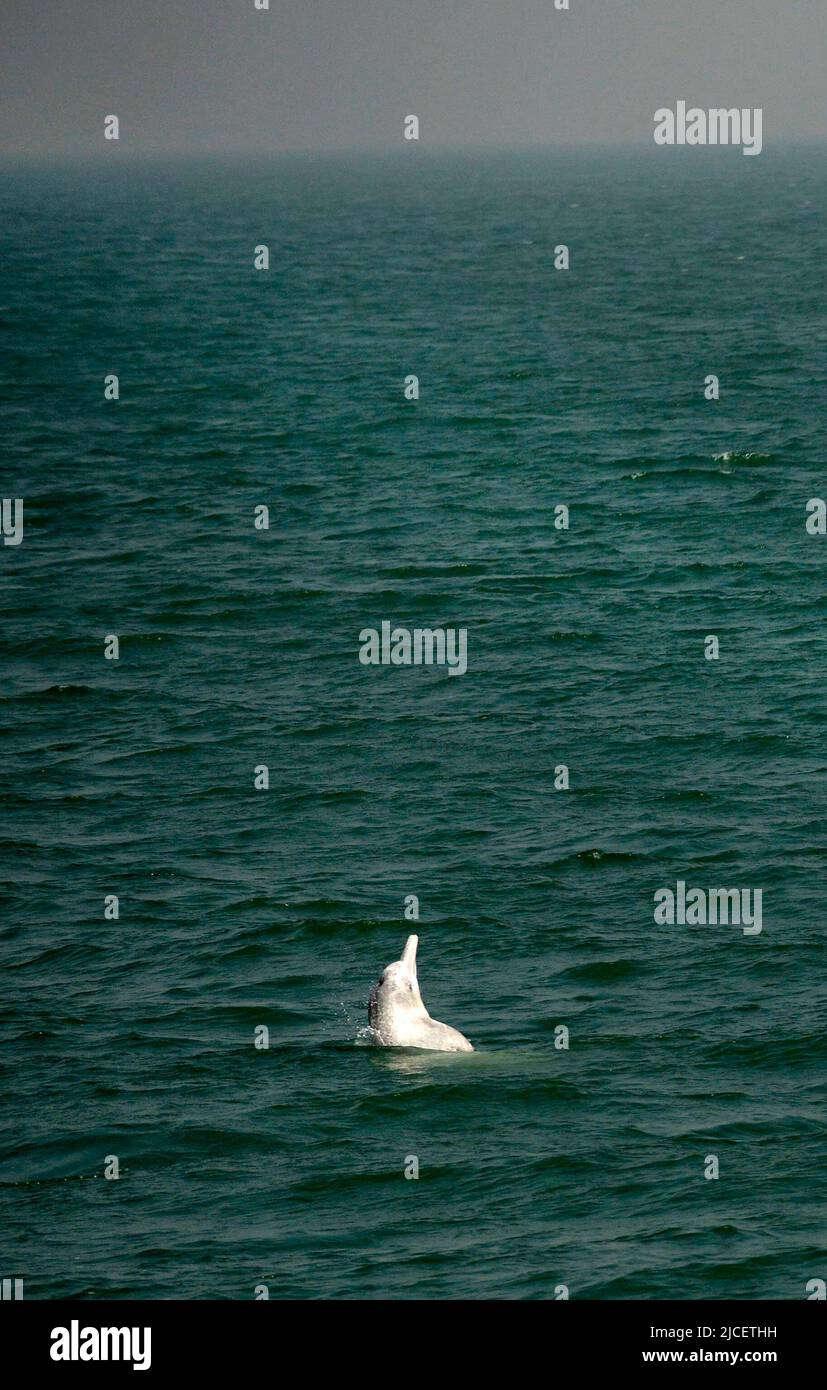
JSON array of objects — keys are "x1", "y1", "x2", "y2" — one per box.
[{"x1": 1, "y1": 0, "x2": 825, "y2": 158}]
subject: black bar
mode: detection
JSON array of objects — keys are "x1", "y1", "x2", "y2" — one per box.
[{"x1": 3, "y1": 1299, "x2": 822, "y2": 1375}]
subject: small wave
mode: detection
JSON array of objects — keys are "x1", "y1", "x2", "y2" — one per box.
[
  {"x1": 712, "y1": 450, "x2": 775, "y2": 464},
  {"x1": 560, "y1": 959, "x2": 644, "y2": 983},
  {"x1": 575, "y1": 848, "x2": 649, "y2": 867},
  {"x1": 18, "y1": 683, "x2": 94, "y2": 701}
]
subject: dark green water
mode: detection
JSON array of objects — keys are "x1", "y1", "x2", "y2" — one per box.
[{"x1": 1, "y1": 148, "x2": 826, "y2": 1299}]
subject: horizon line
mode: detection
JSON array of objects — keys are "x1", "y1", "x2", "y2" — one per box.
[{"x1": 1, "y1": 134, "x2": 826, "y2": 167}]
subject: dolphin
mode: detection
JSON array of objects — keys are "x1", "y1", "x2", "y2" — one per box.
[{"x1": 368, "y1": 935, "x2": 474, "y2": 1052}]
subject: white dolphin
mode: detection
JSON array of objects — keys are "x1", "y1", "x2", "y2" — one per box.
[{"x1": 368, "y1": 935, "x2": 474, "y2": 1052}]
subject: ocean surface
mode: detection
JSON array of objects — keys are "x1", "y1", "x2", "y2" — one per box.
[{"x1": 2, "y1": 146, "x2": 826, "y2": 1300}]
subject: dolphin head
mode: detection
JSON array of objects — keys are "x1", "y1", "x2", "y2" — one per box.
[{"x1": 369, "y1": 935, "x2": 425, "y2": 1023}]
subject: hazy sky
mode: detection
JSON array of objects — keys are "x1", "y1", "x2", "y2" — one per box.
[{"x1": 1, "y1": 0, "x2": 825, "y2": 158}]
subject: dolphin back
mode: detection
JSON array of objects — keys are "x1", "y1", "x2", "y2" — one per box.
[{"x1": 421, "y1": 1016, "x2": 474, "y2": 1053}]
